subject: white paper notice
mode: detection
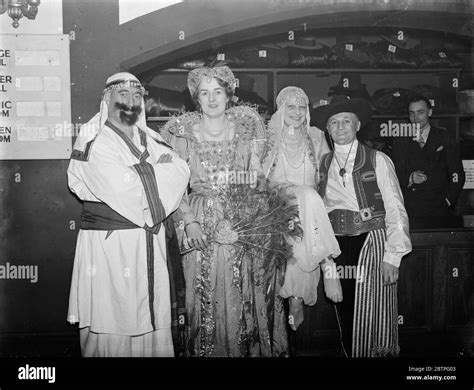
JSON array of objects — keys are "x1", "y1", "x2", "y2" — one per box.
[
  {"x1": 43, "y1": 77, "x2": 61, "y2": 91},
  {"x1": 17, "y1": 126, "x2": 56, "y2": 141},
  {"x1": 15, "y1": 76, "x2": 61, "y2": 91},
  {"x1": 16, "y1": 76, "x2": 43, "y2": 91},
  {"x1": 462, "y1": 160, "x2": 474, "y2": 189},
  {"x1": 15, "y1": 50, "x2": 60, "y2": 66},
  {"x1": 46, "y1": 101, "x2": 61, "y2": 116},
  {"x1": 16, "y1": 101, "x2": 46, "y2": 116}
]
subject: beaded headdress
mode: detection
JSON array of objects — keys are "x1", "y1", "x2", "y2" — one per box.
[
  {"x1": 262, "y1": 86, "x2": 314, "y2": 179},
  {"x1": 187, "y1": 66, "x2": 237, "y2": 96},
  {"x1": 271, "y1": 86, "x2": 311, "y2": 133},
  {"x1": 102, "y1": 72, "x2": 147, "y2": 98},
  {"x1": 276, "y1": 86, "x2": 309, "y2": 109}
]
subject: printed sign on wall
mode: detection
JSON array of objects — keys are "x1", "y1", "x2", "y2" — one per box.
[
  {"x1": 0, "y1": 34, "x2": 71, "y2": 160},
  {"x1": 462, "y1": 160, "x2": 474, "y2": 189}
]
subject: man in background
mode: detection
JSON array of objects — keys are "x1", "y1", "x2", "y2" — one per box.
[{"x1": 392, "y1": 95, "x2": 465, "y2": 217}]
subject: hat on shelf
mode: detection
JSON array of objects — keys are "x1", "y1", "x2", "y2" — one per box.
[{"x1": 328, "y1": 73, "x2": 372, "y2": 101}]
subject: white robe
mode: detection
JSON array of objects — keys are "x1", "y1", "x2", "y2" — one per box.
[{"x1": 67, "y1": 125, "x2": 190, "y2": 346}]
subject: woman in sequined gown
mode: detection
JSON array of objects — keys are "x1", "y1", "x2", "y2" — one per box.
[
  {"x1": 162, "y1": 66, "x2": 288, "y2": 357},
  {"x1": 261, "y1": 87, "x2": 343, "y2": 332}
]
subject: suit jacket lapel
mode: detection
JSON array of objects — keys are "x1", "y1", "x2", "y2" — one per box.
[{"x1": 422, "y1": 126, "x2": 439, "y2": 154}]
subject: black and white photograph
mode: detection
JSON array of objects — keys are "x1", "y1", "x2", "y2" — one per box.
[{"x1": 0, "y1": 0, "x2": 473, "y2": 386}]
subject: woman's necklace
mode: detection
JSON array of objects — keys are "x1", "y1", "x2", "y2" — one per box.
[
  {"x1": 282, "y1": 146, "x2": 306, "y2": 185},
  {"x1": 282, "y1": 126, "x2": 304, "y2": 143},
  {"x1": 333, "y1": 140, "x2": 355, "y2": 187},
  {"x1": 199, "y1": 117, "x2": 229, "y2": 142},
  {"x1": 283, "y1": 144, "x2": 305, "y2": 169},
  {"x1": 281, "y1": 125, "x2": 305, "y2": 165},
  {"x1": 282, "y1": 136, "x2": 305, "y2": 167}
]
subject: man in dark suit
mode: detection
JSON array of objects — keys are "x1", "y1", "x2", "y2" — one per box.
[{"x1": 392, "y1": 95, "x2": 465, "y2": 217}]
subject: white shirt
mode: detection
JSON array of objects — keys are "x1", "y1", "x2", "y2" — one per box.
[{"x1": 414, "y1": 124, "x2": 431, "y2": 145}]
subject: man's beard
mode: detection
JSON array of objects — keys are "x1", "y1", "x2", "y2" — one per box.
[{"x1": 115, "y1": 102, "x2": 142, "y2": 125}]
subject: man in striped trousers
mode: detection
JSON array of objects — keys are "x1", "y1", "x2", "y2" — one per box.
[{"x1": 311, "y1": 96, "x2": 412, "y2": 357}]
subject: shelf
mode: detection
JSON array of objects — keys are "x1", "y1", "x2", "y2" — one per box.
[
  {"x1": 160, "y1": 68, "x2": 461, "y2": 74},
  {"x1": 147, "y1": 114, "x2": 464, "y2": 122},
  {"x1": 372, "y1": 114, "x2": 460, "y2": 119},
  {"x1": 148, "y1": 67, "x2": 467, "y2": 145}
]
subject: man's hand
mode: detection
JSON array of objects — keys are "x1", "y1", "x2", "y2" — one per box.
[
  {"x1": 382, "y1": 262, "x2": 399, "y2": 286},
  {"x1": 157, "y1": 153, "x2": 173, "y2": 164},
  {"x1": 410, "y1": 170, "x2": 427, "y2": 185},
  {"x1": 185, "y1": 222, "x2": 208, "y2": 251}
]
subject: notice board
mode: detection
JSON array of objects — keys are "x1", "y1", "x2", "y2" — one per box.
[
  {"x1": 462, "y1": 160, "x2": 474, "y2": 189},
  {"x1": 0, "y1": 34, "x2": 71, "y2": 160}
]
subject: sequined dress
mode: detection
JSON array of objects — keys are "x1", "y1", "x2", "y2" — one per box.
[{"x1": 163, "y1": 107, "x2": 288, "y2": 357}]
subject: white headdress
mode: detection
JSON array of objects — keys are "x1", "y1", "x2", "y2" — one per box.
[
  {"x1": 270, "y1": 86, "x2": 311, "y2": 134},
  {"x1": 262, "y1": 87, "x2": 313, "y2": 178},
  {"x1": 73, "y1": 72, "x2": 161, "y2": 153}
]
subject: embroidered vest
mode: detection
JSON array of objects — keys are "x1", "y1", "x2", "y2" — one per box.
[{"x1": 318, "y1": 143, "x2": 386, "y2": 235}]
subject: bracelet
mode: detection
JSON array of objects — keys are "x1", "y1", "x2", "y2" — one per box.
[{"x1": 184, "y1": 221, "x2": 201, "y2": 230}]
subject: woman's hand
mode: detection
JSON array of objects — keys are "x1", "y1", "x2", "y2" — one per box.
[
  {"x1": 255, "y1": 174, "x2": 268, "y2": 191},
  {"x1": 185, "y1": 221, "x2": 208, "y2": 251}
]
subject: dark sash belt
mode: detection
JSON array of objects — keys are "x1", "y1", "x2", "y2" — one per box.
[
  {"x1": 81, "y1": 201, "x2": 138, "y2": 231},
  {"x1": 329, "y1": 209, "x2": 385, "y2": 236}
]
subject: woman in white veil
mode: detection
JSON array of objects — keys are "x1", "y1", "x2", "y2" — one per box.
[{"x1": 261, "y1": 86, "x2": 343, "y2": 331}]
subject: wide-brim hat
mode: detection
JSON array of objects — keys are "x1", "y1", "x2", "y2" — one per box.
[{"x1": 310, "y1": 96, "x2": 373, "y2": 131}]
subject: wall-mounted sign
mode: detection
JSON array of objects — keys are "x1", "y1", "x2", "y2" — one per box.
[
  {"x1": 0, "y1": 34, "x2": 71, "y2": 160},
  {"x1": 462, "y1": 160, "x2": 474, "y2": 189}
]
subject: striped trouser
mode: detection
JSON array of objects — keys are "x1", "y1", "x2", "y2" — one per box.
[{"x1": 336, "y1": 229, "x2": 400, "y2": 357}]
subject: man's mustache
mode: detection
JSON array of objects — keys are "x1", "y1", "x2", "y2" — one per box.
[{"x1": 115, "y1": 102, "x2": 142, "y2": 114}]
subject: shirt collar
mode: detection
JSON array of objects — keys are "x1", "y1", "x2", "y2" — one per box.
[
  {"x1": 422, "y1": 124, "x2": 431, "y2": 140},
  {"x1": 417, "y1": 124, "x2": 431, "y2": 142}
]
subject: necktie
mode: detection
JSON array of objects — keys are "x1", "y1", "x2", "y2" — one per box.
[{"x1": 416, "y1": 132, "x2": 425, "y2": 149}]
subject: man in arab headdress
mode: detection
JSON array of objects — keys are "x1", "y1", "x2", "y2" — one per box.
[{"x1": 67, "y1": 72, "x2": 190, "y2": 357}]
